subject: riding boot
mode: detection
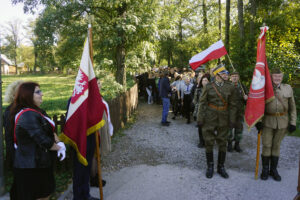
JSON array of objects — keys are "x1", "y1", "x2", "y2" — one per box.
[
  {"x1": 217, "y1": 151, "x2": 229, "y2": 179},
  {"x1": 227, "y1": 141, "x2": 233, "y2": 152},
  {"x1": 206, "y1": 152, "x2": 214, "y2": 179},
  {"x1": 234, "y1": 141, "x2": 242, "y2": 153},
  {"x1": 270, "y1": 156, "x2": 281, "y2": 181},
  {"x1": 260, "y1": 155, "x2": 270, "y2": 180},
  {"x1": 197, "y1": 127, "x2": 205, "y2": 148}
]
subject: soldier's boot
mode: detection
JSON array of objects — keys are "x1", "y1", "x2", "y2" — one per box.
[
  {"x1": 260, "y1": 155, "x2": 270, "y2": 180},
  {"x1": 198, "y1": 129, "x2": 205, "y2": 148},
  {"x1": 227, "y1": 141, "x2": 233, "y2": 152},
  {"x1": 269, "y1": 156, "x2": 281, "y2": 181},
  {"x1": 234, "y1": 141, "x2": 242, "y2": 153},
  {"x1": 206, "y1": 152, "x2": 214, "y2": 179},
  {"x1": 217, "y1": 151, "x2": 229, "y2": 179}
]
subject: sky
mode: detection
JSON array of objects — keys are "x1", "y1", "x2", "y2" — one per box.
[{"x1": 0, "y1": 0, "x2": 40, "y2": 44}]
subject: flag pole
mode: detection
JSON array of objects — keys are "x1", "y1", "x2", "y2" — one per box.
[
  {"x1": 226, "y1": 54, "x2": 246, "y2": 96},
  {"x1": 88, "y1": 23, "x2": 104, "y2": 200},
  {"x1": 255, "y1": 130, "x2": 261, "y2": 180}
]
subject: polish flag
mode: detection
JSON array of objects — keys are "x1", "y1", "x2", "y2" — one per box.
[
  {"x1": 245, "y1": 26, "x2": 274, "y2": 128},
  {"x1": 61, "y1": 36, "x2": 106, "y2": 166},
  {"x1": 189, "y1": 40, "x2": 228, "y2": 70}
]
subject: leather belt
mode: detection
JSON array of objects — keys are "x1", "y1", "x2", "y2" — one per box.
[
  {"x1": 266, "y1": 111, "x2": 287, "y2": 117},
  {"x1": 208, "y1": 103, "x2": 227, "y2": 111}
]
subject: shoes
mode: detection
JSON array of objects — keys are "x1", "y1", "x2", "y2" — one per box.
[
  {"x1": 260, "y1": 155, "x2": 270, "y2": 180},
  {"x1": 161, "y1": 122, "x2": 170, "y2": 126},
  {"x1": 172, "y1": 116, "x2": 176, "y2": 120},
  {"x1": 227, "y1": 141, "x2": 233, "y2": 152},
  {"x1": 166, "y1": 121, "x2": 171, "y2": 124},
  {"x1": 90, "y1": 177, "x2": 106, "y2": 187}
]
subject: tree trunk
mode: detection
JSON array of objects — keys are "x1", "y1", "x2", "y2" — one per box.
[
  {"x1": 33, "y1": 49, "x2": 37, "y2": 73},
  {"x1": 237, "y1": 0, "x2": 245, "y2": 45},
  {"x1": 225, "y1": 0, "x2": 231, "y2": 54},
  {"x1": 249, "y1": 0, "x2": 257, "y2": 55},
  {"x1": 203, "y1": 0, "x2": 208, "y2": 33},
  {"x1": 116, "y1": 44, "x2": 126, "y2": 86},
  {"x1": 115, "y1": 3, "x2": 127, "y2": 86}
]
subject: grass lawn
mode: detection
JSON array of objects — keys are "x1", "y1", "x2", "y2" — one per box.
[{"x1": 2, "y1": 74, "x2": 76, "y2": 116}]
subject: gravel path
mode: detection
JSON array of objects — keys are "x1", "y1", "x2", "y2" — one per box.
[{"x1": 58, "y1": 102, "x2": 299, "y2": 200}]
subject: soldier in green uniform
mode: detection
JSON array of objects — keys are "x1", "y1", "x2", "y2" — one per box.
[
  {"x1": 197, "y1": 64, "x2": 237, "y2": 179},
  {"x1": 256, "y1": 68, "x2": 297, "y2": 181},
  {"x1": 227, "y1": 71, "x2": 248, "y2": 152}
]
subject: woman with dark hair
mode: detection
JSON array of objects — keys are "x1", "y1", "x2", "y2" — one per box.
[
  {"x1": 10, "y1": 82, "x2": 66, "y2": 200},
  {"x1": 193, "y1": 73, "x2": 210, "y2": 148}
]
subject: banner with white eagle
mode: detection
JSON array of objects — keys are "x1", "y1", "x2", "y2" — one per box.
[
  {"x1": 244, "y1": 26, "x2": 274, "y2": 128},
  {"x1": 61, "y1": 37, "x2": 106, "y2": 166}
]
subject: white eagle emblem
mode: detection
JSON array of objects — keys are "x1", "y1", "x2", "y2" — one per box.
[{"x1": 71, "y1": 69, "x2": 88, "y2": 103}]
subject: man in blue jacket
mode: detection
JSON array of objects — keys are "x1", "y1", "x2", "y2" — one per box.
[{"x1": 159, "y1": 70, "x2": 172, "y2": 126}]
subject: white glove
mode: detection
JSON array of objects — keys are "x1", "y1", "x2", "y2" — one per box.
[{"x1": 57, "y1": 142, "x2": 66, "y2": 161}]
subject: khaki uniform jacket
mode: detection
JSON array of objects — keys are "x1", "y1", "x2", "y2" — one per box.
[
  {"x1": 263, "y1": 83, "x2": 297, "y2": 129},
  {"x1": 197, "y1": 81, "x2": 238, "y2": 127}
]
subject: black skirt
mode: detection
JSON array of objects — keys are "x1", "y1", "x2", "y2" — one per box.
[{"x1": 13, "y1": 167, "x2": 55, "y2": 200}]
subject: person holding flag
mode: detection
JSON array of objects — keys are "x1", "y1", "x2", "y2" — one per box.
[
  {"x1": 197, "y1": 64, "x2": 238, "y2": 179},
  {"x1": 245, "y1": 26, "x2": 297, "y2": 181},
  {"x1": 255, "y1": 68, "x2": 297, "y2": 181},
  {"x1": 61, "y1": 34, "x2": 106, "y2": 200}
]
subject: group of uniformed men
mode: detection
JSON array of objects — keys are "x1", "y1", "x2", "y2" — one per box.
[{"x1": 196, "y1": 65, "x2": 297, "y2": 181}]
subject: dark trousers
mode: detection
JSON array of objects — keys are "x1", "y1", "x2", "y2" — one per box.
[
  {"x1": 183, "y1": 94, "x2": 192, "y2": 121},
  {"x1": 72, "y1": 134, "x2": 96, "y2": 200}
]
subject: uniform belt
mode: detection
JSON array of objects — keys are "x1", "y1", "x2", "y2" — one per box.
[
  {"x1": 208, "y1": 103, "x2": 227, "y2": 111},
  {"x1": 266, "y1": 111, "x2": 287, "y2": 117}
]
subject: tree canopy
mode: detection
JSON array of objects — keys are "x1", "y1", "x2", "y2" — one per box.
[{"x1": 3, "y1": 0, "x2": 299, "y2": 85}]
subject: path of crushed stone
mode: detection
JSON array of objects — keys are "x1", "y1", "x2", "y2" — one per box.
[{"x1": 58, "y1": 102, "x2": 300, "y2": 200}]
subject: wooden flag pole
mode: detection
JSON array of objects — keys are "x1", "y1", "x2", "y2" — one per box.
[
  {"x1": 255, "y1": 130, "x2": 261, "y2": 180},
  {"x1": 226, "y1": 54, "x2": 246, "y2": 97},
  {"x1": 88, "y1": 24, "x2": 104, "y2": 200}
]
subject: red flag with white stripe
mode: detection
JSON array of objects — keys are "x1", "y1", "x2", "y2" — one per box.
[
  {"x1": 245, "y1": 26, "x2": 274, "y2": 128},
  {"x1": 189, "y1": 40, "x2": 228, "y2": 70},
  {"x1": 61, "y1": 37, "x2": 106, "y2": 166}
]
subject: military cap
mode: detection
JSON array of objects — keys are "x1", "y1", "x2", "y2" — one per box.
[
  {"x1": 271, "y1": 68, "x2": 282, "y2": 74},
  {"x1": 212, "y1": 64, "x2": 226, "y2": 75},
  {"x1": 219, "y1": 70, "x2": 229, "y2": 75}
]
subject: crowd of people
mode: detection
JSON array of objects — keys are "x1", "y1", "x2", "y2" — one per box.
[{"x1": 136, "y1": 64, "x2": 297, "y2": 181}]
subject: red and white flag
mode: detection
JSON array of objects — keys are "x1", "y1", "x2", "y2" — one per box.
[
  {"x1": 189, "y1": 40, "x2": 228, "y2": 70},
  {"x1": 245, "y1": 26, "x2": 274, "y2": 129},
  {"x1": 61, "y1": 37, "x2": 106, "y2": 166}
]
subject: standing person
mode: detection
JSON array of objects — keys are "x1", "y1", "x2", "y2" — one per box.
[
  {"x1": 90, "y1": 79, "x2": 113, "y2": 187},
  {"x1": 227, "y1": 72, "x2": 248, "y2": 152},
  {"x1": 3, "y1": 80, "x2": 24, "y2": 199},
  {"x1": 171, "y1": 75, "x2": 182, "y2": 120},
  {"x1": 256, "y1": 68, "x2": 297, "y2": 181},
  {"x1": 10, "y1": 82, "x2": 66, "y2": 200},
  {"x1": 193, "y1": 74, "x2": 210, "y2": 148},
  {"x1": 66, "y1": 96, "x2": 100, "y2": 200},
  {"x1": 159, "y1": 70, "x2": 172, "y2": 126},
  {"x1": 197, "y1": 65, "x2": 237, "y2": 179},
  {"x1": 4, "y1": 80, "x2": 24, "y2": 170},
  {"x1": 180, "y1": 76, "x2": 194, "y2": 124}
]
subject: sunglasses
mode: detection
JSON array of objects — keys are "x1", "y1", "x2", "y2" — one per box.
[{"x1": 34, "y1": 90, "x2": 43, "y2": 95}]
